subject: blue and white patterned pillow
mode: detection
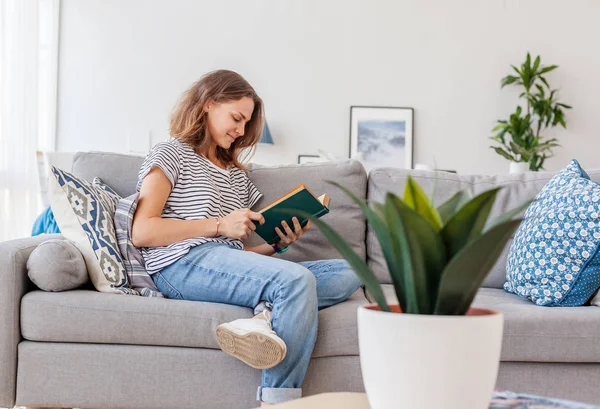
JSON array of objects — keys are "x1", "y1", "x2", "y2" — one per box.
[
  {"x1": 505, "y1": 160, "x2": 600, "y2": 306},
  {"x1": 49, "y1": 166, "x2": 138, "y2": 295}
]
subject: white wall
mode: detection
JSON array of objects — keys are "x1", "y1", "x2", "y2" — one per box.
[{"x1": 57, "y1": 0, "x2": 600, "y2": 174}]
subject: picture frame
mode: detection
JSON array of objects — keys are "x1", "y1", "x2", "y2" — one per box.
[
  {"x1": 349, "y1": 106, "x2": 414, "y2": 172},
  {"x1": 298, "y1": 154, "x2": 327, "y2": 165}
]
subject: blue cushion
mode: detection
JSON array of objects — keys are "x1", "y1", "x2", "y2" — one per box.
[
  {"x1": 31, "y1": 206, "x2": 60, "y2": 236},
  {"x1": 505, "y1": 160, "x2": 600, "y2": 306}
]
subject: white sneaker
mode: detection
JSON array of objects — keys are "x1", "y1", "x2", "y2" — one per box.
[{"x1": 216, "y1": 310, "x2": 287, "y2": 369}]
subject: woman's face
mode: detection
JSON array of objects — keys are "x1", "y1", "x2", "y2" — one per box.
[{"x1": 205, "y1": 97, "x2": 255, "y2": 150}]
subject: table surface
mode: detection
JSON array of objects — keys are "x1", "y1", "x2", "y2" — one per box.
[
  {"x1": 252, "y1": 391, "x2": 600, "y2": 409},
  {"x1": 253, "y1": 393, "x2": 368, "y2": 409}
]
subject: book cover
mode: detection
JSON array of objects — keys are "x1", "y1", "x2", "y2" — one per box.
[{"x1": 253, "y1": 183, "x2": 330, "y2": 245}]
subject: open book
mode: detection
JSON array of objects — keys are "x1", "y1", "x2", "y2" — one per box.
[{"x1": 253, "y1": 183, "x2": 331, "y2": 245}]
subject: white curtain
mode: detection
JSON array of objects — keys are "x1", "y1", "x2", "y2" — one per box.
[{"x1": 0, "y1": 0, "x2": 59, "y2": 241}]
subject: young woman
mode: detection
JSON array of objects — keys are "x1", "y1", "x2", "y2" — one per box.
[{"x1": 132, "y1": 70, "x2": 361, "y2": 406}]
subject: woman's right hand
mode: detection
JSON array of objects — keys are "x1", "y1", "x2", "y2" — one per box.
[{"x1": 220, "y1": 209, "x2": 265, "y2": 240}]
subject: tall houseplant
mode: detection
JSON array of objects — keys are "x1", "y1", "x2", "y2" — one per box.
[
  {"x1": 293, "y1": 178, "x2": 529, "y2": 409},
  {"x1": 490, "y1": 53, "x2": 571, "y2": 172}
]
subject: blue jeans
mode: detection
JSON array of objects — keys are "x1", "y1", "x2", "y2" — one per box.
[{"x1": 152, "y1": 242, "x2": 362, "y2": 404}]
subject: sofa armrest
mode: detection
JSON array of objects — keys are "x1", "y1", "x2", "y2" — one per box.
[{"x1": 0, "y1": 233, "x2": 63, "y2": 408}]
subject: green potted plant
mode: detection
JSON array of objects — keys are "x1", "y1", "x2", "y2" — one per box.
[
  {"x1": 294, "y1": 178, "x2": 529, "y2": 409},
  {"x1": 490, "y1": 52, "x2": 571, "y2": 173}
]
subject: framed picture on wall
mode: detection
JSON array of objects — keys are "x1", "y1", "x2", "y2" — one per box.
[{"x1": 349, "y1": 106, "x2": 414, "y2": 172}]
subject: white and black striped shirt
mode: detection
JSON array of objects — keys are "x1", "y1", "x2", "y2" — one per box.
[{"x1": 136, "y1": 138, "x2": 263, "y2": 275}]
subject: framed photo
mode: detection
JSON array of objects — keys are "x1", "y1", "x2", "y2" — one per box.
[
  {"x1": 349, "y1": 106, "x2": 414, "y2": 172},
  {"x1": 298, "y1": 154, "x2": 327, "y2": 164}
]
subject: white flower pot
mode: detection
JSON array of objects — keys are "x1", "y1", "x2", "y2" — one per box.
[
  {"x1": 358, "y1": 304, "x2": 503, "y2": 409},
  {"x1": 509, "y1": 162, "x2": 529, "y2": 174}
]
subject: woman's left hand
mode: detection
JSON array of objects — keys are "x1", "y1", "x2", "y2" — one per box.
[{"x1": 275, "y1": 217, "x2": 312, "y2": 248}]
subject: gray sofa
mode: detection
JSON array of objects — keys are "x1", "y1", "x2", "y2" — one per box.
[{"x1": 2, "y1": 152, "x2": 600, "y2": 409}]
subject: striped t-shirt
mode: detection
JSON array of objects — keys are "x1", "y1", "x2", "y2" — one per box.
[{"x1": 136, "y1": 138, "x2": 263, "y2": 275}]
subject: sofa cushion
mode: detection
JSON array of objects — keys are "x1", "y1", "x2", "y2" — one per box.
[
  {"x1": 114, "y1": 192, "x2": 163, "y2": 297},
  {"x1": 27, "y1": 239, "x2": 88, "y2": 291},
  {"x1": 367, "y1": 167, "x2": 600, "y2": 287},
  {"x1": 245, "y1": 160, "x2": 367, "y2": 263},
  {"x1": 72, "y1": 151, "x2": 144, "y2": 198},
  {"x1": 380, "y1": 285, "x2": 600, "y2": 363},
  {"x1": 49, "y1": 167, "x2": 133, "y2": 294},
  {"x1": 20, "y1": 288, "x2": 367, "y2": 358},
  {"x1": 71, "y1": 151, "x2": 368, "y2": 263},
  {"x1": 505, "y1": 160, "x2": 600, "y2": 306}
]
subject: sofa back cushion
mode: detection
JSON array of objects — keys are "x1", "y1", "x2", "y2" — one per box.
[
  {"x1": 366, "y1": 166, "x2": 600, "y2": 288},
  {"x1": 244, "y1": 160, "x2": 368, "y2": 262},
  {"x1": 72, "y1": 152, "x2": 144, "y2": 198},
  {"x1": 72, "y1": 151, "x2": 368, "y2": 263}
]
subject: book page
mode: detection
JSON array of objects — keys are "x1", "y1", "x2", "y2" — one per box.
[{"x1": 318, "y1": 194, "x2": 330, "y2": 208}]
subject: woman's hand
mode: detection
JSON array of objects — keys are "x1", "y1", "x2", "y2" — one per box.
[
  {"x1": 220, "y1": 208, "x2": 265, "y2": 240},
  {"x1": 274, "y1": 217, "x2": 312, "y2": 248}
]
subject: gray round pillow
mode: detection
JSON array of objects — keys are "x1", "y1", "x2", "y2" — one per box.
[{"x1": 27, "y1": 239, "x2": 89, "y2": 291}]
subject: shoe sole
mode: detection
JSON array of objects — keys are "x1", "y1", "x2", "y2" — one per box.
[{"x1": 216, "y1": 325, "x2": 287, "y2": 369}]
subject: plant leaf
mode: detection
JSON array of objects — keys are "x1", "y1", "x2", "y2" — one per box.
[
  {"x1": 501, "y1": 75, "x2": 519, "y2": 88},
  {"x1": 532, "y1": 55, "x2": 540, "y2": 73},
  {"x1": 403, "y1": 176, "x2": 443, "y2": 230},
  {"x1": 437, "y1": 191, "x2": 468, "y2": 224},
  {"x1": 484, "y1": 200, "x2": 533, "y2": 232},
  {"x1": 539, "y1": 65, "x2": 558, "y2": 74},
  {"x1": 441, "y1": 188, "x2": 501, "y2": 258},
  {"x1": 393, "y1": 197, "x2": 448, "y2": 310},
  {"x1": 386, "y1": 193, "x2": 430, "y2": 313},
  {"x1": 326, "y1": 181, "x2": 406, "y2": 311},
  {"x1": 278, "y1": 208, "x2": 390, "y2": 312},
  {"x1": 534, "y1": 84, "x2": 545, "y2": 95},
  {"x1": 372, "y1": 202, "x2": 386, "y2": 221},
  {"x1": 492, "y1": 123, "x2": 508, "y2": 132},
  {"x1": 491, "y1": 146, "x2": 515, "y2": 161},
  {"x1": 558, "y1": 117, "x2": 566, "y2": 128},
  {"x1": 435, "y1": 219, "x2": 522, "y2": 315}
]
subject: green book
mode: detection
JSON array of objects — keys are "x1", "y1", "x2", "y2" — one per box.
[{"x1": 253, "y1": 183, "x2": 331, "y2": 245}]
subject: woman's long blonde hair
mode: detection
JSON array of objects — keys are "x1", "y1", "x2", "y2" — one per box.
[{"x1": 170, "y1": 70, "x2": 264, "y2": 169}]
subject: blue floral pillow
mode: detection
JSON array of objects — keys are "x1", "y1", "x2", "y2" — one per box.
[{"x1": 505, "y1": 160, "x2": 600, "y2": 306}]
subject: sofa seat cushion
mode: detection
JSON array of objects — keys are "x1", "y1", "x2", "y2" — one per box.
[
  {"x1": 381, "y1": 285, "x2": 600, "y2": 363},
  {"x1": 20, "y1": 288, "x2": 367, "y2": 358}
]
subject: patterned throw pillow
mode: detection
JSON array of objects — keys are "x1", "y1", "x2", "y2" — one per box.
[
  {"x1": 49, "y1": 166, "x2": 137, "y2": 294},
  {"x1": 505, "y1": 160, "x2": 600, "y2": 306},
  {"x1": 114, "y1": 192, "x2": 163, "y2": 297}
]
